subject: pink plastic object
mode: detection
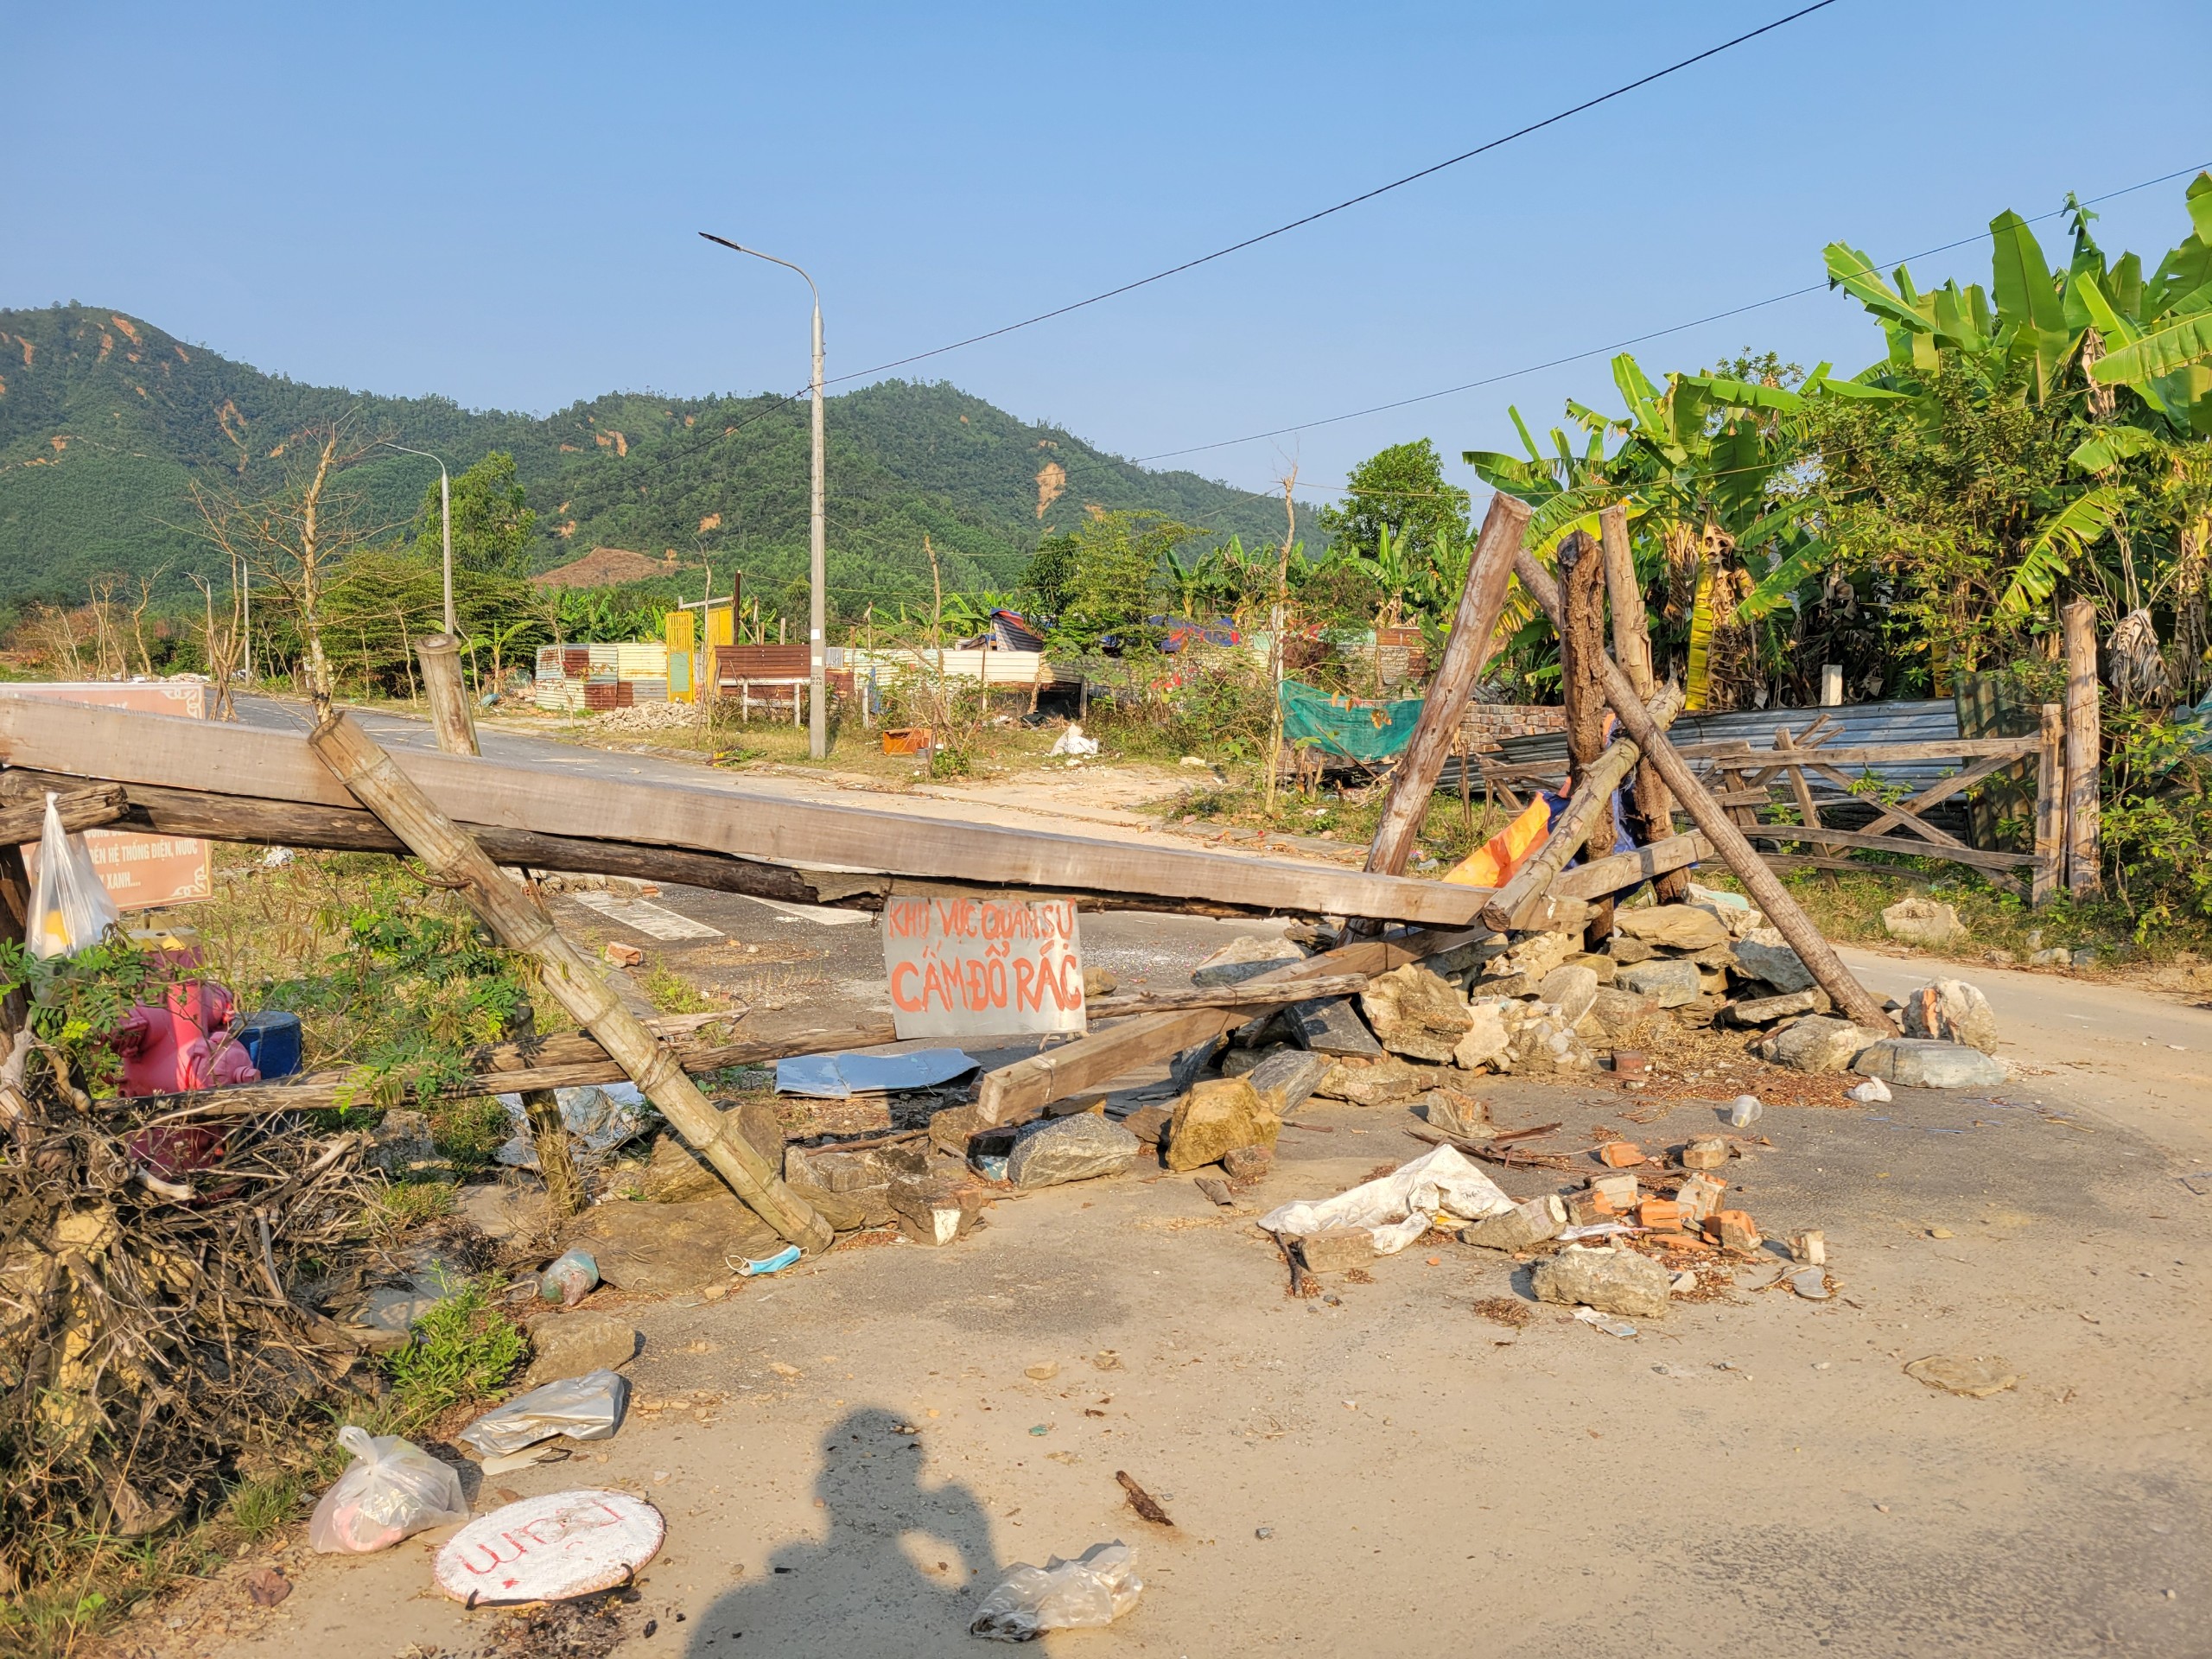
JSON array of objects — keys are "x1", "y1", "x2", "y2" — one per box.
[{"x1": 112, "y1": 982, "x2": 262, "y2": 1096}]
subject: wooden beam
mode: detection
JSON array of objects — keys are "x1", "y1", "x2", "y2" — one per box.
[
  {"x1": 306, "y1": 712, "x2": 833, "y2": 1253},
  {"x1": 1512, "y1": 549, "x2": 1896, "y2": 1036},
  {"x1": 1601, "y1": 503, "x2": 1681, "y2": 902},
  {"x1": 416, "y1": 633, "x2": 480, "y2": 757},
  {"x1": 0, "y1": 698, "x2": 1488, "y2": 927},
  {"x1": 1553, "y1": 831, "x2": 1714, "y2": 901},
  {"x1": 1737, "y1": 823, "x2": 2037, "y2": 869},
  {"x1": 1364, "y1": 493, "x2": 1529, "y2": 876},
  {"x1": 1085, "y1": 973, "x2": 1369, "y2": 1018},
  {"x1": 2032, "y1": 702, "x2": 2064, "y2": 906},
  {"x1": 0, "y1": 782, "x2": 129, "y2": 845},
  {"x1": 2063, "y1": 596, "x2": 2101, "y2": 895},
  {"x1": 1557, "y1": 530, "x2": 1611, "y2": 945},
  {"x1": 1776, "y1": 727, "x2": 1833, "y2": 853}
]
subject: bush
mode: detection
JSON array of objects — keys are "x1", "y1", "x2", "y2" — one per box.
[{"x1": 383, "y1": 1278, "x2": 527, "y2": 1419}]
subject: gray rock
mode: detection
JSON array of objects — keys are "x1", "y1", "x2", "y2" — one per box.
[
  {"x1": 1535, "y1": 964, "x2": 1601, "y2": 1025},
  {"x1": 1290, "y1": 994, "x2": 1384, "y2": 1057},
  {"x1": 1418, "y1": 1088, "x2": 1490, "y2": 1140},
  {"x1": 1606, "y1": 934, "x2": 1657, "y2": 965},
  {"x1": 785, "y1": 1138, "x2": 930, "y2": 1192},
  {"x1": 1498, "y1": 930, "x2": 1578, "y2": 981},
  {"x1": 1618, "y1": 958, "x2": 1703, "y2": 1008},
  {"x1": 1451, "y1": 1000, "x2": 1512, "y2": 1071},
  {"x1": 1314, "y1": 1055, "x2": 1436, "y2": 1106},
  {"x1": 1851, "y1": 1039, "x2": 2006, "y2": 1090},
  {"x1": 1614, "y1": 905, "x2": 1732, "y2": 951},
  {"x1": 1243, "y1": 1047, "x2": 1331, "y2": 1116},
  {"x1": 1457, "y1": 1194, "x2": 1564, "y2": 1250},
  {"x1": 1222, "y1": 1042, "x2": 1295, "y2": 1078},
  {"x1": 1501, "y1": 1004, "x2": 1597, "y2": 1074},
  {"x1": 1007, "y1": 1114, "x2": 1141, "y2": 1187},
  {"x1": 566, "y1": 1194, "x2": 782, "y2": 1294},
  {"x1": 1758, "y1": 1015, "x2": 1884, "y2": 1074},
  {"x1": 1586, "y1": 987, "x2": 1661, "y2": 1039},
  {"x1": 1530, "y1": 1246, "x2": 1672, "y2": 1319},
  {"x1": 1563, "y1": 951, "x2": 1618, "y2": 986},
  {"x1": 1725, "y1": 988, "x2": 1827, "y2": 1027},
  {"x1": 1735, "y1": 938, "x2": 1815, "y2": 994},
  {"x1": 1192, "y1": 934, "x2": 1305, "y2": 987},
  {"x1": 366, "y1": 1109, "x2": 438, "y2": 1177},
  {"x1": 1359, "y1": 963, "x2": 1475, "y2": 1063},
  {"x1": 1881, "y1": 896, "x2": 1966, "y2": 949},
  {"x1": 524, "y1": 1313, "x2": 640, "y2": 1387},
  {"x1": 1294, "y1": 1226, "x2": 1374, "y2": 1274},
  {"x1": 1899, "y1": 978, "x2": 1999, "y2": 1054}
]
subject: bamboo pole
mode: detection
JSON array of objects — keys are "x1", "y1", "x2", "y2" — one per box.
[
  {"x1": 415, "y1": 634, "x2": 480, "y2": 758},
  {"x1": 1364, "y1": 494, "x2": 1530, "y2": 876},
  {"x1": 1479, "y1": 684, "x2": 1683, "y2": 933},
  {"x1": 2062, "y1": 597, "x2": 2101, "y2": 896},
  {"x1": 1600, "y1": 504, "x2": 1682, "y2": 901},
  {"x1": 1513, "y1": 549, "x2": 1896, "y2": 1034},
  {"x1": 1557, "y1": 530, "x2": 1611, "y2": 944},
  {"x1": 307, "y1": 712, "x2": 832, "y2": 1251},
  {"x1": 2032, "y1": 702, "x2": 2065, "y2": 907}
]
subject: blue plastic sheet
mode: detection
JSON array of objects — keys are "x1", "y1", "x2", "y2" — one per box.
[{"x1": 776, "y1": 1048, "x2": 980, "y2": 1099}]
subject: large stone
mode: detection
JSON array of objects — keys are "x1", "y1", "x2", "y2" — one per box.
[
  {"x1": 1735, "y1": 938, "x2": 1815, "y2": 995},
  {"x1": 1687, "y1": 886, "x2": 1768, "y2": 940},
  {"x1": 1294, "y1": 1226, "x2": 1375, "y2": 1274},
  {"x1": 785, "y1": 1179, "x2": 877, "y2": 1231},
  {"x1": 1614, "y1": 905, "x2": 1731, "y2": 951},
  {"x1": 1882, "y1": 896, "x2": 1966, "y2": 949},
  {"x1": 1530, "y1": 1245, "x2": 1672, "y2": 1319},
  {"x1": 1244, "y1": 1048, "x2": 1331, "y2": 1116},
  {"x1": 1222, "y1": 1042, "x2": 1295, "y2": 1078},
  {"x1": 1586, "y1": 988, "x2": 1661, "y2": 1040},
  {"x1": 366, "y1": 1109, "x2": 437, "y2": 1177},
  {"x1": 1457, "y1": 1194, "x2": 1564, "y2": 1250},
  {"x1": 1535, "y1": 964, "x2": 1600, "y2": 1025},
  {"x1": 1164, "y1": 1077, "x2": 1280, "y2": 1172},
  {"x1": 1192, "y1": 934, "x2": 1305, "y2": 987},
  {"x1": 785, "y1": 1138, "x2": 931, "y2": 1192},
  {"x1": 1617, "y1": 958, "x2": 1703, "y2": 1008},
  {"x1": 1359, "y1": 963, "x2": 1473, "y2": 1063},
  {"x1": 1852, "y1": 1039, "x2": 2006, "y2": 1090},
  {"x1": 1418, "y1": 1087, "x2": 1490, "y2": 1140},
  {"x1": 1563, "y1": 951, "x2": 1618, "y2": 986},
  {"x1": 1498, "y1": 930, "x2": 1578, "y2": 981},
  {"x1": 1452, "y1": 1000, "x2": 1513, "y2": 1071},
  {"x1": 1758, "y1": 1015, "x2": 1884, "y2": 1074},
  {"x1": 1500, "y1": 1003, "x2": 1597, "y2": 1074},
  {"x1": 1120, "y1": 1103, "x2": 1172, "y2": 1145},
  {"x1": 1290, "y1": 995, "x2": 1385, "y2": 1057},
  {"x1": 639, "y1": 1134, "x2": 723, "y2": 1204},
  {"x1": 1900, "y1": 978, "x2": 1999, "y2": 1054},
  {"x1": 523, "y1": 1313, "x2": 640, "y2": 1387},
  {"x1": 887, "y1": 1174, "x2": 992, "y2": 1246},
  {"x1": 1006, "y1": 1115, "x2": 1141, "y2": 1187},
  {"x1": 1606, "y1": 934, "x2": 1656, "y2": 965},
  {"x1": 1725, "y1": 988, "x2": 1827, "y2": 1027},
  {"x1": 1313, "y1": 1055, "x2": 1435, "y2": 1107},
  {"x1": 564, "y1": 1195, "x2": 780, "y2": 1294}
]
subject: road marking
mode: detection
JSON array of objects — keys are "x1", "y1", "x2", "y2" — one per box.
[
  {"x1": 570, "y1": 891, "x2": 723, "y2": 940},
  {"x1": 741, "y1": 895, "x2": 874, "y2": 927}
]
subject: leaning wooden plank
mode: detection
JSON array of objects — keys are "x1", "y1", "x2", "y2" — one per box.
[
  {"x1": 305, "y1": 712, "x2": 833, "y2": 1253},
  {"x1": 1364, "y1": 493, "x2": 1530, "y2": 875},
  {"x1": 1085, "y1": 973, "x2": 1369, "y2": 1017},
  {"x1": 1479, "y1": 684, "x2": 1684, "y2": 933},
  {"x1": 1553, "y1": 831, "x2": 1715, "y2": 901},
  {"x1": 1601, "y1": 504, "x2": 1681, "y2": 901},
  {"x1": 0, "y1": 699, "x2": 1486, "y2": 926},
  {"x1": 976, "y1": 926, "x2": 1489, "y2": 1124},
  {"x1": 0, "y1": 782, "x2": 128, "y2": 844},
  {"x1": 1511, "y1": 550, "x2": 1897, "y2": 1036}
]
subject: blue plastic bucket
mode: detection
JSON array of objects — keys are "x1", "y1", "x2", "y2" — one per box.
[{"x1": 238, "y1": 1011, "x2": 303, "y2": 1080}]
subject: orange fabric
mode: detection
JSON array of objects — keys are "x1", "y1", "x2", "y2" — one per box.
[{"x1": 1443, "y1": 798, "x2": 1552, "y2": 888}]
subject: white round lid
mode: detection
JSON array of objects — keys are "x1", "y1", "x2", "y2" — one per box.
[{"x1": 434, "y1": 1489, "x2": 665, "y2": 1605}]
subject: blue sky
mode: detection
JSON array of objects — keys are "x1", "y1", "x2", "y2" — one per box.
[{"x1": 6, "y1": 1, "x2": 2209, "y2": 509}]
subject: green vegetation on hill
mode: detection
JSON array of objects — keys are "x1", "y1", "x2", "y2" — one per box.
[{"x1": 0, "y1": 303, "x2": 1314, "y2": 612}]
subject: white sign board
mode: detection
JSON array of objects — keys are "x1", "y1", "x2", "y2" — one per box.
[
  {"x1": 434, "y1": 1489, "x2": 664, "y2": 1605},
  {"x1": 882, "y1": 894, "x2": 1085, "y2": 1040}
]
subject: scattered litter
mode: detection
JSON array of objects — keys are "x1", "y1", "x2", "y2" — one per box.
[
  {"x1": 1726, "y1": 1094, "x2": 1764, "y2": 1128},
  {"x1": 1904, "y1": 1354, "x2": 2018, "y2": 1398},
  {"x1": 1789, "y1": 1267, "x2": 1831, "y2": 1300},
  {"x1": 969, "y1": 1541, "x2": 1142, "y2": 1641},
  {"x1": 1260, "y1": 1144, "x2": 1514, "y2": 1255},
  {"x1": 736, "y1": 1244, "x2": 804, "y2": 1277},
  {"x1": 1116, "y1": 1471, "x2": 1174, "y2": 1526},
  {"x1": 308, "y1": 1427, "x2": 470, "y2": 1554},
  {"x1": 433, "y1": 1490, "x2": 665, "y2": 1605},
  {"x1": 1573, "y1": 1306, "x2": 1639, "y2": 1338},
  {"x1": 1847, "y1": 1077, "x2": 1892, "y2": 1103},
  {"x1": 776, "y1": 1048, "x2": 978, "y2": 1099},
  {"x1": 538, "y1": 1249, "x2": 600, "y2": 1307},
  {"x1": 498, "y1": 1085, "x2": 652, "y2": 1170},
  {"x1": 1048, "y1": 725, "x2": 1101, "y2": 758},
  {"x1": 1792, "y1": 1231, "x2": 1827, "y2": 1266},
  {"x1": 1255, "y1": 1526, "x2": 1275, "y2": 1540},
  {"x1": 1557, "y1": 1221, "x2": 1634, "y2": 1242},
  {"x1": 461, "y1": 1370, "x2": 630, "y2": 1458},
  {"x1": 1026, "y1": 1363, "x2": 1059, "y2": 1382},
  {"x1": 29, "y1": 791, "x2": 121, "y2": 957}
]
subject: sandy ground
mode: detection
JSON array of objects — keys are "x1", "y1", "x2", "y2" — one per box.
[{"x1": 132, "y1": 708, "x2": 2209, "y2": 1658}]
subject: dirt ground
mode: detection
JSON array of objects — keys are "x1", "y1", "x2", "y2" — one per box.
[{"x1": 124, "y1": 707, "x2": 2211, "y2": 1659}]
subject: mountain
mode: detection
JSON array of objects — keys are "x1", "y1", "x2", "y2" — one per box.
[{"x1": 0, "y1": 303, "x2": 1317, "y2": 612}]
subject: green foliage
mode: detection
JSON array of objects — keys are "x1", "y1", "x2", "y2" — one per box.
[
  {"x1": 1043, "y1": 510, "x2": 1198, "y2": 649},
  {"x1": 1314, "y1": 438, "x2": 1470, "y2": 568},
  {"x1": 0, "y1": 935, "x2": 166, "y2": 1097},
  {"x1": 381, "y1": 1278, "x2": 527, "y2": 1418},
  {"x1": 2101, "y1": 708, "x2": 2212, "y2": 931},
  {"x1": 414, "y1": 450, "x2": 536, "y2": 576}
]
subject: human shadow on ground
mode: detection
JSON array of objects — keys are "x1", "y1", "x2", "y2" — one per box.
[{"x1": 683, "y1": 1406, "x2": 1000, "y2": 1656}]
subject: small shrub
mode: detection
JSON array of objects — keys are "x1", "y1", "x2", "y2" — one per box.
[
  {"x1": 639, "y1": 965, "x2": 710, "y2": 1014},
  {"x1": 428, "y1": 1096, "x2": 511, "y2": 1174},
  {"x1": 363, "y1": 1177, "x2": 456, "y2": 1241},
  {"x1": 383, "y1": 1278, "x2": 526, "y2": 1419},
  {"x1": 225, "y1": 1476, "x2": 302, "y2": 1545}
]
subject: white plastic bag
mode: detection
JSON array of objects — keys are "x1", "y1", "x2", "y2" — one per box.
[
  {"x1": 969, "y1": 1541, "x2": 1141, "y2": 1642},
  {"x1": 308, "y1": 1426, "x2": 470, "y2": 1554},
  {"x1": 1258, "y1": 1143, "x2": 1515, "y2": 1255},
  {"x1": 459, "y1": 1370, "x2": 630, "y2": 1459},
  {"x1": 1047, "y1": 724, "x2": 1100, "y2": 758},
  {"x1": 29, "y1": 793, "x2": 119, "y2": 958}
]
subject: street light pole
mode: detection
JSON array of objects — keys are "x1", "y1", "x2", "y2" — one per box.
[
  {"x1": 699, "y1": 232, "x2": 828, "y2": 760},
  {"x1": 381, "y1": 442, "x2": 455, "y2": 635}
]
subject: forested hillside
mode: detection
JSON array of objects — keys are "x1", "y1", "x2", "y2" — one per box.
[{"x1": 0, "y1": 304, "x2": 1313, "y2": 610}]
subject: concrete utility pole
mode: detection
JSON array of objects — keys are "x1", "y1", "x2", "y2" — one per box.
[
  {"x1": 382, "y1": 442, "x2": 455, "y2": 634},
  {"x1": 700, "y1": 232, "x2": 828, "y2": 760}
]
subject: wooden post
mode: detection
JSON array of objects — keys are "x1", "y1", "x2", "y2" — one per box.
[
  {"x1": 2063, "y1": 597, "x2": 2101, "y2": 896},
  {"x1": 1364, "y1": 493, "x2": 1530, "y2": 876},
  {"x1": 1513, "y1": 548, "x2": 1896, "y2": 1035},
  {"x1": 1480, "y1": 685, "x2": 1683, "y2": 933},
  {"x1": 1557, "y1": 530, "x2": 1611, "y2": 944},
  {"x1": 2032, "y1": 702, "x2": 2064, "y2": 906},
  {"x1": 497, "y1": 999, "x2": 584, "y2": 1221},
  {"x1": 0, "y1": 844, "x2": 28, "y2": 1039},
  {"x1": 415, "y1": 634, "x2": 480, "y2": 758},
  {"x1": 1600, "y1": 504, "x2": 1684, "y2": 902},
  {"x1": 1776, "y1": 726, "x2": 1832, "y2": 852},
  {"x1": 306, "y1": 712, "x2": 833, "y2": 1252}
]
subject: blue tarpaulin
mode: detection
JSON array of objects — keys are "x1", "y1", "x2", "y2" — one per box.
[{"x1": 776, "y1": 1049, "x2": 980, "y2": 1099}]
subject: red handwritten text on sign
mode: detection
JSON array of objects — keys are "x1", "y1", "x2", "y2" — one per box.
[{"x1": 882, "y1": 896, "x2": 1085, "y2": 1040}]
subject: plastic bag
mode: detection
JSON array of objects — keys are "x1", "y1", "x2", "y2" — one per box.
[
  {"x1": 538, "y1": 1248, "x2": 600, "y2": 1306},
  {"x1": 308, "y1": 1427, "x2": 470, "y2": 1554},
  {"x1": 969, "y1": 1541, "x2": 1141, "y2": 1642},
  {"x1": 1259, "y1": 1144, "x2": 1515, "y2": 1256},
  {"x1": 459, "y1": 1370, "x2": 629, "y2": 1459},
  {"x1": 29, "y1": 793, "x2": 120, "y2": 958},
  {"x1": 1047, "y1": 724, "x2": 1100, "y2": 758}
]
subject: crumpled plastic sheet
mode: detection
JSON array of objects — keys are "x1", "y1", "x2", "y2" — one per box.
[
  {"x1": 496, "y1": 1083, "x2": 652, "y2": 1169},
  {"x1": 969, "y1": 1541, "x2": 1141, "y2": 1642},
  {"x1": 1047, "y1": 724, "x2": 1101, "y2": 757},
  {"x1": 775, "y1": 1048, "x2": 978, "y2": 1099},
  {"x1": 459, "y1": 1370, "x2": 630, "y2": 1458},
  {"x1": 1258, "y1": 1144, "x2": 1516, "y2": 1255}
]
